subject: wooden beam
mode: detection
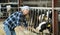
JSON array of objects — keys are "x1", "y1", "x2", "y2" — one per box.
[
  {"x1": 54, "y1": 0, "x2": 58, "y2": 7},
  {"x1": 54, "y1": 10, "x2": 58, "y2": 35},
  {"x1": 52, "y1": 0, "x2": 58, "y2": 35},
  {"x1": 18, "y1": 0, "x2": 22, "y2": 11}
]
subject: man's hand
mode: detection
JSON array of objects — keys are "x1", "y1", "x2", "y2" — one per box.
[
  {"x1": 27, "y1": 26, "x2": 32, "y2": 30},
  {"x1": 27, "y1": 26, "x2": 39, "y2": 33},
  {"x1": 15, "y1": 26, "x2": 25, "y2": 32},
  {"x1": 18, "y1": 26, "x2": 25, "y2": 31}
]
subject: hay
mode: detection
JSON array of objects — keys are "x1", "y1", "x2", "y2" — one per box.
[
  {"x1": 15, "y1": 26, "x2": 37, "y2": 35},
  {"x1": 0, "y1": 24, "x2": 6, "y2": 35},
  {"x1": 0, "y1": 29, "x2": 6, "y2": 35}
]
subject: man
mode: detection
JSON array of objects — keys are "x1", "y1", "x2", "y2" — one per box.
[{"x1": 3, "y1": 6, "x2": 30, "y2": 35}]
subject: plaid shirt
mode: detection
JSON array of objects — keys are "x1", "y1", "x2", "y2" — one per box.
[{"x1": 3, "y1": 11, "x2": 28, "y2": 29}]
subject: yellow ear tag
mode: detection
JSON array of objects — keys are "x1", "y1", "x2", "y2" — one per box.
[{"x1": 47, "y1": 24, "x2": 51, "y2": 27}]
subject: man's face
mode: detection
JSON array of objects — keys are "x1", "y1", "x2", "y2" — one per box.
[{"x1": 23, "y1": 9, "x2": 29, "y2": 15}]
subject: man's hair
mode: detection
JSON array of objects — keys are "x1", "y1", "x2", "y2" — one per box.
[{"x1": 21, "y1": 6, "x2": 30, "y2": 11}]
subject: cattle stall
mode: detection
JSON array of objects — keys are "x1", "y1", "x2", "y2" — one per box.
[
  {"x1": 23, "y1": 7, "x2": 53, "y2": 35},
  {"x1": 0, "y1": 7, "x2": 60, "y2": 35}
]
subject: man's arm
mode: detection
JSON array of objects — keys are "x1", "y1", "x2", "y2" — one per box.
[{"x1": 16, "y1": 12, "x2": 26, "y2": 31}]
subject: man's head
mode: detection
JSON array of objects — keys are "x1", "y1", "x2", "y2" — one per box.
[{"x1": 21, "y1": 6, "x2": 30, "y2": 15}]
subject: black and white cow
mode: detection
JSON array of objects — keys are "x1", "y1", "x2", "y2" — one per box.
[
  {"x1": 36, "y1": 10, "x2": 52, "y2": 34},
  {"x1": 29, "y1": 9, "x2": 52, "y2": 34}
]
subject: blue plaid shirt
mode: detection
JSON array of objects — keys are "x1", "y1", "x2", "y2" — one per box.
[{"x1": 3, "y1": 11, "x2": 28, "y2": 29}]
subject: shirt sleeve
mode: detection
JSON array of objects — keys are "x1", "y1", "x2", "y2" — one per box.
[
  {"x1": 16, "y1": 12, "x2": 21, "y2": 26},
  {"x1": 23, "y1": 19, "x2": 28, "y2": 27},
  {"x1": 16, "y1": 12, "x2": 28, "y2": 27},
  {"x1": 4, "y1": 12, "x2": 17, "y2": 29}
]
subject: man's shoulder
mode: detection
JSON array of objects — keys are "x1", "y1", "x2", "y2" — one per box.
[
  {"x1": 15, "y1": 11, "x2": 24, "y2": 16},
  {"x1": 12, "y1": 11, "x2": 22, "y2": 15},
  {"x1": 14, "y1": 11, "x2": 22, "y2": 14}
]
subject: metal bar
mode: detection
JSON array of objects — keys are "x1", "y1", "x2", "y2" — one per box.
[
  {"x1": 52, "y1": 0, "x2": 54, "y2": 35},
  {"x1": 8, "y1": 0, "x2": 9, "y2": 2},
  {"x1": 0, "y1": 7, "x2": 60, "y2": 9},
  {"x1": 0, "y1": 3, "x2": 18, "y2": 4}
]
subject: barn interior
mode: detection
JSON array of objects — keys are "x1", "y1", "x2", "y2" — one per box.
[{"x1": 0, "y1": 0, "x2": 60, "y2": 35}]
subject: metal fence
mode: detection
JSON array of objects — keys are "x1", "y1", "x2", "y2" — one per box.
[
  {"x1": 25, "y1": 7, "x2": 52, "y2": 35},
  {"x1": 0, "y1": 7, "x2": 60, "y2": 35}
]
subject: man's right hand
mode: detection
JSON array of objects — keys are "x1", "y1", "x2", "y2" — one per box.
[
  {"x1": 15, "y1": 26, "x2": 25, "y2": 32},
  {"x1": 19, "y1": 26, "x2": 25, "y2": 31}
]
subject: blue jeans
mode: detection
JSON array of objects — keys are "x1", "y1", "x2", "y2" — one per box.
[{"x1": 4, "y1": 24, "x2": 16, "y2": 35}]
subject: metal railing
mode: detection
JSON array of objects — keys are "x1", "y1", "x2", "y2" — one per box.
[{"x1": 0, "y1": 7, "x2": 60, "y2": 35}]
